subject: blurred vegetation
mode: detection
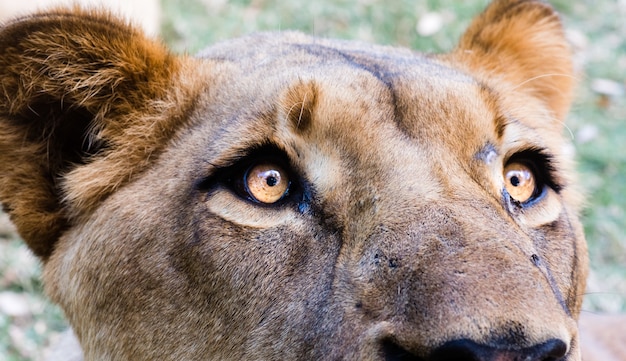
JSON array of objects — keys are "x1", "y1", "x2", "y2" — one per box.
[{"x1": 1, "y1": 0, "x2": 625, "y2": 359}]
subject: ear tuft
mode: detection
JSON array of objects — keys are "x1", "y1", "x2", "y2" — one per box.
[
  {"x1": 0, "y1": 8, "x2": 199, "y2": 259},
  {"x1": 454, "y1": 0, "x2": 574, "y2": 120}
]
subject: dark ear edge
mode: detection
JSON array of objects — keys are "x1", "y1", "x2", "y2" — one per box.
[
  {"x1": 0, "y1": 8, "x2": 200, "y2": 259},
  {"x1": 453, "y1": 0, "x2": 575, "y2": 121}
]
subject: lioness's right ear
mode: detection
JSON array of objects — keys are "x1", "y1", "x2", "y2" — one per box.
[{"x1": 0, "y1": 9, "x2": 201, "y2": 259}]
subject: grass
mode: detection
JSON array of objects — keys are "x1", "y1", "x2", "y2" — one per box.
[{"x1": 1, "y1": 0, "x2": 625, "y2": 359}]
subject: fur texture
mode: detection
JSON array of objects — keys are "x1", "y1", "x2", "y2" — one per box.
[{"x1": 0, "y1": 1, "x2": 614, "y2": 360}]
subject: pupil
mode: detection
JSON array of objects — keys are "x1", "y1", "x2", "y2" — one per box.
[
  {"x1": 266, "y1": 176, "x2": 278, "y2": 187},
  {"x1": 511, "y1": 175, "x2": 520, "y2": 187}
]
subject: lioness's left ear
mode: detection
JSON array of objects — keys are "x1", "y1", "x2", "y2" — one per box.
[
  {"x1": 454, "y1": 0, "x2": 574, "y2": 120},
  {"x1": 0, "y1": 9, "x2": 201, "y2": 259}
]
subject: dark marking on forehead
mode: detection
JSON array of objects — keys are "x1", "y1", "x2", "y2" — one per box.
[
  {"x1": 293, "y1": 43, "x2": 403, "y2": 88},
  {"x1": 478, "y1": 82, "x2": 507, "y2": 139},
  {"x1": 293, "y1": 43, "x2": 404, "y2": 84},
  {"x1": 494, "y1": 114, "x2": 508, "y2": 140},
  {"x1": 293, "y1": 43, "x2": 404, "y2": 126},
  {"x1": 290, "y1": 43, "x2": 482, "y2": 140},
  {"x1": 281, "y1": 80, "x2": 318, "y2": 134}
]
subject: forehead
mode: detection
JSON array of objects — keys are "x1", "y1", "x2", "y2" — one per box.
[{"x1": 195, "y1": 31, "x2": 500, "y2": 158}]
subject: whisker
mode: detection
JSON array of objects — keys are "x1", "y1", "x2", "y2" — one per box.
[
  {"x1": 583, "y1": 291, "x2": 626, "y2": 297},
  {"x1": 547, "y1": 113, "x2": 575, "y2": 140},
  {"x1": 297, "y1": 91, "x2": 309, "y2": 129},
  {"x1": 510, "y1": 73, "x2": 581, "y2": 92}
]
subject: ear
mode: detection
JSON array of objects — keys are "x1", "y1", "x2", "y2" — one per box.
[
  {"x1": 0, "y1": 9, "x2": 199, "y2": 259},
  {"x1": 454, "y1": 0, "x2": 574, "y2": 120}
]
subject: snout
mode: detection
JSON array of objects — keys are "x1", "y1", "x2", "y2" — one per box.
[{"x1": 334, "y1": 204, "x2": 581, "y2": 361}]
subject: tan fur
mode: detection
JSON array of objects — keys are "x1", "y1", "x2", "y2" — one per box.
[{"x1": 0, "y1": 1, "x2": 619, "y2": 360}]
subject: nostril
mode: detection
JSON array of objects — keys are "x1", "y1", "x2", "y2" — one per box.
[
  {"x1": 380, "y1": 339, "x2": 424, "y2": 361},
  {"x1": 533, "y1": 339, "x2": 568, "y2": 360},
  {"x1": 429, "y1": 338, "x2": 568, "y2": 361}
]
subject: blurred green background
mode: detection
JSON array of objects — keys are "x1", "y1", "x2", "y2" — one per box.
[{"x1": 1, "y1": 0, "x2": 625, "y2": 360}]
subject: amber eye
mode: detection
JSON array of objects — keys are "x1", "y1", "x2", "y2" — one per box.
[
  {"x1": 504, "y1": 162, "x2": 537, "y2": 203},
  {"x1": 244, "y1": 163, "x2": 290, "y2": 204}
]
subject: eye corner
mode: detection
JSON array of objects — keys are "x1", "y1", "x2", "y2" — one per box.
[{"x1": 194, "y1": 164, "x2": 223, "y2": 193}]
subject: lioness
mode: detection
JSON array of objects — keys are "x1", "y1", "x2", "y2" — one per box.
[{"x1": 0, "y1": 0, "x2": 613, "y2": 360}]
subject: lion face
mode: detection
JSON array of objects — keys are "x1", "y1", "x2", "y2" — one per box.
[{"x1": 0, "y1": 1, "x2": 587, "y2": 360}]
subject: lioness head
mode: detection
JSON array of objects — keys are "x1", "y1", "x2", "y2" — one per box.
[{"x1": 0, "y1": 0, "x2": 588, "y2": 360}]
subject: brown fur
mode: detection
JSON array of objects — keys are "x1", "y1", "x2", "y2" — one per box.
[
  {"x1": 0, "y1": 1, "x2": 617, "y2": 360},
  {"x1": 0, "y1": 8, "x2": 206, "y2": 258}
]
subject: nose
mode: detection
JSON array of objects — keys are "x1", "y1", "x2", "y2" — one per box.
[
  {"x1": 381, "y1": 338, "x2": 568, "y2": 361},
  {"x1": 430, "y1": 338, "x2": 567, "y2": 361}
]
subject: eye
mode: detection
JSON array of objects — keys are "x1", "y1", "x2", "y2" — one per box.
[
  {"x1": 243, "y1": 162, "x2": 291, "y2": 204},
  {"x1": 503, "y1": 162, "x2": 537, "y2": 203}
]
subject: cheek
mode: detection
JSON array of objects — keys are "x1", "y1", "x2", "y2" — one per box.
[
  {"x1": 42, "y1": 226, "x2": 86, "y2": 308},
  {"x1": 185, "y1": 215, "x2": 341, "y2": 318}
]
